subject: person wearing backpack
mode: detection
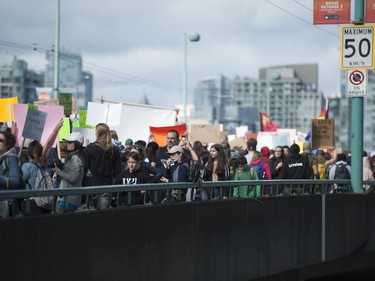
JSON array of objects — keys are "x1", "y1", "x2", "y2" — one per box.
[
  {"x1": 0, "y1": 130, "x2": 20, "y2": 217},
  {"x1": 21, "y1": 140, "x2": 52, "y2": 215},
  {"x1": 233, "y1": 156, "x2": 261, "y2": 198},
  {"x1": 249, "y1": 151, "x2": 271, "y2": 180},
  {"x1": 54, "y1": 132, "x2": 86, "y2": 213},
  {"x1": 328, "y1": 153, "x2": 351, "y2": 193}
]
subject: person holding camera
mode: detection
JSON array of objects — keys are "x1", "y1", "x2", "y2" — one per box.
[{"x1": 54, "y1": 132, "x2": 85, "y2": 213}]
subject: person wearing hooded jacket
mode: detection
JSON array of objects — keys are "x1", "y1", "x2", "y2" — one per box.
[
  {"x1": 281, "y1": 144, "x2": 310, "y2": 194},
  {"x1": 281, "y1": 144, "x2": 310, "y2": 180}
]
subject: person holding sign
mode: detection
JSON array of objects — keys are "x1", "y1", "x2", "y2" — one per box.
[{"x1": 54, "y1": 132, "x2": 85, "y2": 213}]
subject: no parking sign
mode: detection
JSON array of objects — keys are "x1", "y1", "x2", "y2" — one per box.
[{"x1": 346, "y1": 69, "x2": 367, "y2": 97}]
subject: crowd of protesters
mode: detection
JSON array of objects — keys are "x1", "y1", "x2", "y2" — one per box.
[{"x1": 0, "y1": 120, "x2": 374, "y2": 218}]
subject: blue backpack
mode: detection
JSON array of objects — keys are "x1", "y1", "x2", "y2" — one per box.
[{"x1": 250, "y1": 162, "x2": 265, "y2": 179}]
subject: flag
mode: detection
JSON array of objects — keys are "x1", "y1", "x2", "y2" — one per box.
[
  {"x1": 305, "y1": 130, "x2": 312, "y2": 142},
  {"x1": 317, "y1": 98, "x2": 329, "y2": 119},
  {"x1": 259, "y1": 113, "x2": 279, "y2": 132},
  {"x1": 149, "y1": 123, "x2": 187, "y2": 147}
]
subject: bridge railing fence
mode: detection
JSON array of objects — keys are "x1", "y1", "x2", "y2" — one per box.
[{"x1": 0, "y1": 179, "x2": 373, "y2": 216}]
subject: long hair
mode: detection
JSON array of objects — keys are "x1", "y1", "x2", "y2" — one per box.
[
  {"x1": 95, "y1": 123, "x2": 112, "y2": 151},
  {"x1": 206, "y1": 144, "x2": 228, "y2": 176},
  {"x1": 27, "y1": 140, "x2": 43, "y2": 160}
]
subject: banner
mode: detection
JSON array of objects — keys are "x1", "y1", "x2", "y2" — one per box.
[
  {"x1": 0, "y1": 96, "x2": 18, "y2": 122},
  {"x1": 86, "y1": 102, "x2": 122, "y2": 127},
  {"x1": 365, "y1": 0, "x2": 375, "y2": 23},
  {"x1": 34, "y1": 99, "x2": 59, "y2": 106},
  {"x1": 313, "y1": 0, "x2": 351, "y2": 24},
  {"x1": 85, "y1": 102, "x2": 177, "y2": 144},
  {"x1": 149, "y1": 124, "x2": 187, "y2": 147}
]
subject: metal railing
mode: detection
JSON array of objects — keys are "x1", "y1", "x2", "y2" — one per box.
[{"x1": 0, "y1": 179, "x2": 373, "y2": 216}]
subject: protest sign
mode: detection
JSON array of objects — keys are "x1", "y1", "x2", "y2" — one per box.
[
  {"x1": 22, "y1": 108, "x2": 47, "y2": 141},
  {"x1": 312, "y1": 119, "x2": 334, "y2": 150},
  {"x1": 189, "y1": 124, "x2": 221, "y2": 144},
  {"x1": 13, "y1": 104, "x2": 64, "y2": 147},
  {"x1": 59, "y1": 93, "x2": 72, "y2": 115},
  {"x1": 0, "y1": 96, "x2": 18, "y2": 122}
]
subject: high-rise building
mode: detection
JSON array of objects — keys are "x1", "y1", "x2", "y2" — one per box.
[
  {"x1": 45, "y1": 50, "x2": 93, "y2": 110},
  {"x1": 0, "y1": 53, "x2": 43, "y2": 103},
  {"x1": 193, "y1": 75, "x2": 231, "y2": 124},
  {"x1": 193, "y1": 65, "x2": 323, "y2": 134},
  {"x1": 231, "y1": 64, "x2": 323, "y2": 133}
]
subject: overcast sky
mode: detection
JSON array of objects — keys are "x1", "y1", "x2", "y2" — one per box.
[{"x1": 1, "y1": 0, "x2": 343, "y2": 109}]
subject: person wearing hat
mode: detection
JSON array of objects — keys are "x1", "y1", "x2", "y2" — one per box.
[
  {"x1": 125, "y1": 138, "x2": 133, "y2": 150},
  {"x1": 54, "y1": 132, "x2": 85, "y2": 213},
  {"x1": 160, "y1": 145, "x2": 189, "y2": 202},
  {"x1": 302, "y1": 141, "x2": 320, "y2": 180}
]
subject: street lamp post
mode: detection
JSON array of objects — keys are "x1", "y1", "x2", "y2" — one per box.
[
  {"x1": 266, "y1": 72, "x2": 281, "y2": 116},
  {"x1": 53, "y1": 0, "x2": 60, "y2": 99},
  {"x1": 183, "y1": 32, "x2": 200, "y2": 123}
]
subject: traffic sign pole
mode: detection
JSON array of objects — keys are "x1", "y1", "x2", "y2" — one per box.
[{"x1": 351, "y1": 0, "x2": 364, "y2": 193}]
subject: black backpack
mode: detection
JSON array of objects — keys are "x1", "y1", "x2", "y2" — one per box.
[
  {"x1": 334, "y1": 163, "x2": 351, "y2": 180},
  {"x1": 334, "y1": 163, "x2": 351, "y2": 191}
]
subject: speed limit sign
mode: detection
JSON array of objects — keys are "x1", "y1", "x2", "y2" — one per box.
[{"x1": 340, "y1": 25, "x2": 375, "y2": 70}]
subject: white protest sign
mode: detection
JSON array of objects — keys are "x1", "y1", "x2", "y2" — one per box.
[
  {"x1": 22, "y1": 108, "x2": 47, "y2": 141},
  {"x1": 86, "y1": 102, "x2": 123, "y2": 127}
]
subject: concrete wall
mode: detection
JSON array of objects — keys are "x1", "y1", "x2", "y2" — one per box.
[{"x1": 0, "y1": 194, "x2": 373, "y2": 281}]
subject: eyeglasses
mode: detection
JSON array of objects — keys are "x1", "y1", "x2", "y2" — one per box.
[{"x1": 0, "y1": 139, "x2": 5, "y2": 143}]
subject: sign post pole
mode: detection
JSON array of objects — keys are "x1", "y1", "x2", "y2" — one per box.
[{"x1": 351, "y1": 0, "x2": 365, "y2": 193}]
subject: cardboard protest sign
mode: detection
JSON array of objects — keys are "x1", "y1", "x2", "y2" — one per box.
[
  {"x1": 59, "y1": 93, "x2": 72, "y2": 115},
  {"x1": 312, "y1": 119, "x2": 334, "y2": 150},
  {"x1": 0, "y1": 96, "x2": 18, "y2": 122},
  {"x1": 189, "y1": 124, "x2": 221, "y2": 144},
  {"x1": 229, "y1": 137, "x2": 247, "y2": 150},
  {"x1": 22, "y1": 108, "x2": 47, "y2": 141}
]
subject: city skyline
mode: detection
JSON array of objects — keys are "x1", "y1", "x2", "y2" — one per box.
[{"x1": 1, "y1": 0, "x2": 342, "y2": 108}]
